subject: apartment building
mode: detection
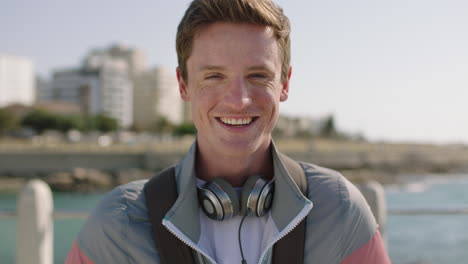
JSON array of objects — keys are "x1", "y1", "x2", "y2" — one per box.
[
  {"x1": 84, "y1": 43, "x2": 146, "y2": 77},
  {"x1": 0, "y1": 55, "x2": 35, "y2": 107},
  {"x1": 133, "y1": 67, "x2": 183, "y2": 130},
  {"x1": 52, "y1": 58, "x2": 133, "y2": 127}
]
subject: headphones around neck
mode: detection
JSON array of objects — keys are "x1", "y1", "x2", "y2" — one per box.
[{"x1": 197, "y1": 175, "x2": 274, "y2": 221}]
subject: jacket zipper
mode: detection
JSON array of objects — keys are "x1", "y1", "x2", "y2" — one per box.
[
  {"x1": 257, "y1": 202, "x2": 313, "y2": 264},
  {"x1": 163, "y1": 202, "x2": 313, "y2": 264},
  {"x1": 162, "y1": 219, "x2": 217, "y2": 264}
]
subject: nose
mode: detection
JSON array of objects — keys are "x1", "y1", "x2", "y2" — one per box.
[{"x1": 223, "y1": 77, "x2": 252, "y2": 110}]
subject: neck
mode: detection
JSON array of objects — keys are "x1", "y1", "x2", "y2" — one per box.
[{"x1": 195, "y1": 141, "x2": 274, "y2": 187}]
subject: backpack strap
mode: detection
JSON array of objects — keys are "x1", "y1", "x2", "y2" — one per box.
[
  {"x1": 272, "y1": 153, "x2": 307, "y2": 264},
  {"x1": 144, "y1": 166, "x2": 196, "y2": 264},
  {"x1": 279, "y1": 153, "x2": 307, "y2": 194}
]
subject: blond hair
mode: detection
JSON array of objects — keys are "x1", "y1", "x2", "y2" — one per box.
[{"x1": 176, "y1": 0, "x2": 291, "y2": 82}]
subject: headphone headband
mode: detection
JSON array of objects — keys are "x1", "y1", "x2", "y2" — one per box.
[{"x1": 198, "y1": 176, "x2": 274, "y2": 221}]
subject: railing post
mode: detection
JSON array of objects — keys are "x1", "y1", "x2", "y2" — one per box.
[
  {"x1": 16, "y1": 179, "x2": 53, "y2": 264},
  {"x1": 357, "y1": 181, "x2": 387, "y2": 239}
]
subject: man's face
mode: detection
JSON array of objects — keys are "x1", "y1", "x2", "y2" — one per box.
[{"x1": 177, "y1": 22, "x2": 291, "y2": 158}]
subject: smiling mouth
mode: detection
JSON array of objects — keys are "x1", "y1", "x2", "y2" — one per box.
[{"x1": 217, "y1": 117, "x2": 257, "y2": 127}]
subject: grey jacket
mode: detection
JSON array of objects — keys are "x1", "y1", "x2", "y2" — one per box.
[{"x1": 68, "y1": 142, "x2": 390, "y2": 264}]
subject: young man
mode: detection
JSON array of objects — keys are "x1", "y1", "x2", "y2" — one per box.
[{"x1": 66, "y1": 0, "x2": 391, "y2": 263}]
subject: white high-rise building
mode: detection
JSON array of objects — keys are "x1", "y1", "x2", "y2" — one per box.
[
  {"x1": 84, "y1": 44, "x2": 146, "y2": 76},
  {"x1": 133, "y1": 67, "x2": 183, "y2": 130},
  {"x1": 0, "y1": 55, "x2": 35, "y2": 107},
  {"x1": 154, "y1": 67, "x2": 183, "y2": 125},
  {"x1": 52, "y1": 58, "x2": 133, "y2": 127}
]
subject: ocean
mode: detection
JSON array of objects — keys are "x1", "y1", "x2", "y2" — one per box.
[
  {"x1": 1, "y1": 174, "x2": 467, "y2": 264},
  {"x1": 386, "y1": 175, "x2": 468, "y2": 264}
]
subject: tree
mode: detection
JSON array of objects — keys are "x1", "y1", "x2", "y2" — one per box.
[
  {"x1": 152, "y1": 117, "x2": 175, "y2": 134},
  {"x1": 173, "y1": 122, "x2": 197, "y2": 136},
  {"x1": 93, "y1": 114, "x2": 119, "y2": 132},
  {"x1": 0, "y1": 108, "x2": 19, "y2": 135},
  {"x1": 320, "y1": 115, "x2": 337, "y2": 138},
  {"x1": 21, "y1": 110, "x2": 57, "y2": 134},
  {"x1": 20, "y1": 110, "x2": 115, "y2": 133}
]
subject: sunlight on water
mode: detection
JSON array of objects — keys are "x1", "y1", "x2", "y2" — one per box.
[{"x1": 386, "y1": 175, "x2": 468, "y2": 264}]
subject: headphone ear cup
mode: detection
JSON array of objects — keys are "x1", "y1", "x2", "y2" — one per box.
[
  {"x1": 198, "y1": 178, "x2": 239, "y2": 221},
  {"x1": 240, "y1": 175, "x2": 262, "y2": 215},
  {"x1": 211, "y1": 178, "x2": 240, "y2": 215},
  {"x1": 198, "y1": 188, "x2": 224, "y2": 220},
  {"x1": 256, "y1": 181, "x2": 274, "y2": 217},
  {"x1": 240, "y1": 176, "x2": 274, "y2": 217}
]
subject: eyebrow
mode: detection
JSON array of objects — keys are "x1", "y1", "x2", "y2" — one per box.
[
  {"x1": 198, "y1": 65, "x2": 225, "y2": 72},
  {"x1": 246, "y1": 65, "x2": 274, "y2": 72},
  {"x1": 198, "y1": 65, "x2": 274, "y2": 73}
]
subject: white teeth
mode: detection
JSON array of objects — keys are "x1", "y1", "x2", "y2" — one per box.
[{"x1": 220, "y1": 117, "x2": 253, "y2": 125}]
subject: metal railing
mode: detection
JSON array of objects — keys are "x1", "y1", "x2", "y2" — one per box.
[
  {"x1": 0, "y1": 209, "x2": 90, "y2": 220},
  {"x1": 388, "y1": 207, "x2": 468, "y2": 215},
  {"x1": 0, "y1": 209, "x2": 16, "y2": 219},
  {"x1": 4, "y1": 207, "x2": 468, "y2": 220}
]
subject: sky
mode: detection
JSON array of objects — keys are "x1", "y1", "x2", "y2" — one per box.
[{"x1": 1, "y1": 0, "x2": 468, "y2": 144}]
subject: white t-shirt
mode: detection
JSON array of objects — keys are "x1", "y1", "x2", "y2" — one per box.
[{"x1": 197, "y1": 179, "x2": 269, "y2": 264}]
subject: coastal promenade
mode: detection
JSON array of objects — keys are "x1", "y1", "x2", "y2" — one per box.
[{"x1": 1, "y1": 138, "x2": 468, "y2": 192}]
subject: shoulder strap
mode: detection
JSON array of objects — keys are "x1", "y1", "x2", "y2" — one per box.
[
  {"x1": 273, "y1": 153, "x2": 307, "y2": 264},
  {"x1": 279, "y1": 153, "x2": 307, "y2": 194},
  {"x1": 144, "y1": 166, "x2": 196, "y2": 264}
]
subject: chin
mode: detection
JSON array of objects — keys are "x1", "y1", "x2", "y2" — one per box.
[{"x1": 218, "y1": 137, "x2": 268, "y2": 156}]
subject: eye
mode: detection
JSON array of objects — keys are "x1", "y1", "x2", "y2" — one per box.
[
  {"x1": 205, "y1": 73, "x2": 223, "y2": 80},
  {"x1": 248, "y1": 73, "x2": 268, "y2": 79}
]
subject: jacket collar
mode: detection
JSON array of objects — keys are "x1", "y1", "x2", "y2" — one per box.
[{"x1": 164, "y1": 140, "x2": 312, "y2": 245}]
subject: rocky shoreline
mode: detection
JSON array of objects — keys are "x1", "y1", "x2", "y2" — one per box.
[
  {"x1": 1, "y1": 164, "x2": 466, "y2": 193},
  {"x1": 0, "y1": 168, "x2": 154, "y2": 193},
  {"x1": 2, "y1": 139, "x2": 468, "y2": 193}
]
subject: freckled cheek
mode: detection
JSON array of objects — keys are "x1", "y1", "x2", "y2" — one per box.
[
  {"x1": 255, "y1": 91, "x2": 280, "y2": 128},
  {"x1": 253, "y1": 90, "x2": 279, "y2": 110},
  {"x1": 192, "y1": 93, "x2": 218, "y2": 122}
]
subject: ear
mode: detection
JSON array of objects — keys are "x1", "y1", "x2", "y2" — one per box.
[
  {"x1": 280, "y1": 66, "x2": 292, "y2": 102},
  {"x1": 177, "y1": 67, "x2": 190, "y2": 102}
]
